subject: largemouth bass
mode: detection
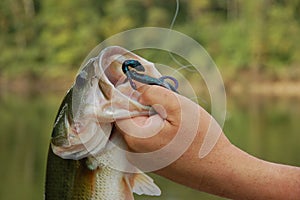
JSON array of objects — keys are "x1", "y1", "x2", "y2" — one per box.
[{"x1": 45, "y1": 46, "x2": 164, "y2": 200}]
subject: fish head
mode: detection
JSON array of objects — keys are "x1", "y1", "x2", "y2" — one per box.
[
  {"x1": 50, "y1": 56, "x2": 111, "y2": 159},
  {"x1": 50, "y1": 46, "x2": 162, "y2": 160}
]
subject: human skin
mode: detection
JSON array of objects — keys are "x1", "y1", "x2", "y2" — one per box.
[{"x1": 116, "y1": 85, "x2": 300, "y2": 199}]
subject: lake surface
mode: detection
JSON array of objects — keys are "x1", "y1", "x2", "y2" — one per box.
[{"x1": 0, "y1": 91, "x2": 299, "y2": 200}]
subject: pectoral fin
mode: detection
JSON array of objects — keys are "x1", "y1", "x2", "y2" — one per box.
[{"x1": 124, "y1": 173, "x2": 161, "y2": 196}]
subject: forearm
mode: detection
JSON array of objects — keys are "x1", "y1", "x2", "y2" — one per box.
[
  {"x1": 205, "y1": 144, "x2": 300, "y2": 199},
  {"x1": 155, "y1": 107, "x2": 300, "y2": 199}
]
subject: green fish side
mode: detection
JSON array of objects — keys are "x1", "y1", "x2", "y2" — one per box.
[
  {"x1": 45, "y1": 146, "x2": 97, "y2": 200},
  {"x1": 45, "y1": 87, "x2": 96, "y2": 200},
  {"x1": 45, "y1": 145, "x2": 137, "y2": 200}
]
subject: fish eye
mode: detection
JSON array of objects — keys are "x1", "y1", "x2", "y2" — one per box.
[{"x1": 75, "y1": 71, "x2": 87, "y2": 88}]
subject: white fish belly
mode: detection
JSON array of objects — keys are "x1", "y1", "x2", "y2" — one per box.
[{"x1": 92, "y1": 166, "x2": 133, "y2": 200}]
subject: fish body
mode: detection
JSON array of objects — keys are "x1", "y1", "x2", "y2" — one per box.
[
  {"x1": 45, "y1": 46, "x2": 163, "y2": 200},
  {"x1": 45, "y1": 133, "x2": 159, "y2": 200}
]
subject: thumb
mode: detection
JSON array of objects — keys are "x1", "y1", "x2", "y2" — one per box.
[
  {"x1": 116, "y1": 114, "x2": 164, "y2": 139},
  {"x1": 116, "y1": 85, "x2": 179, "y2": 140},
  {"x1": 137, "y1": 85, "x2": 180, "y2": 123}
]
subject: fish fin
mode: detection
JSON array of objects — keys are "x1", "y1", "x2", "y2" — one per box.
[{"x1": 124, "y1": 173, "x2": 161, "y2": 196}]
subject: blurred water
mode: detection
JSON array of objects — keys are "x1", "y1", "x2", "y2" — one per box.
[{"x1": 0, "y1": 92, "x2": 299, "y2": 200}]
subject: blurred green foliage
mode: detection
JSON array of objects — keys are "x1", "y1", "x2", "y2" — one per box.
[{"x1": 1, "y1": 0, "x2": 300, "y2": 79}]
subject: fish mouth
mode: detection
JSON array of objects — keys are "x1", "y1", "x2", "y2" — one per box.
[
  {"x1": 100, "y1": 46, "x2": 161, "y2": 88},
  {"x1": 51, "y1": 46, "x2": 161, "y2": 160}
]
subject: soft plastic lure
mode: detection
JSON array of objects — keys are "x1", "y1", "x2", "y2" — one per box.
[{"x1": 122, "y1": 60, "x2": 179, "y2": 93}]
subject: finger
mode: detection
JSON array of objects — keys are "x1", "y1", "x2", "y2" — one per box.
[
  {"x1": 116, "y1": 114, "x2": 164, "y2": 139},
  {"x1": 116, "y1": 115, "x2": 176, "y2": 153},
  {"x1": 137, "y1": 85, "x2": 177, "y2": 107},
  {"x1": 137, "y1": 85, "x2": 181, "y2": 122}
]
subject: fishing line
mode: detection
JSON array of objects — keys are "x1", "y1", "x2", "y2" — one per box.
[
  {"x1": 167, "y1": 0, "x2": 207, "y2": 105},
  {"x1": 170, "y1": 64, "x2": 198, "y2": 76},
  {"x1": 168, "y1": 1, "x2": 199, "y2": 75},
  {"x1": 169, "y1": 0, "x2": 179, "y2": 30},
  {"x1": 167, "y1": 63, "x2": 208, "y2": 106},
  {"x1": 167, "y1": 0, "x2": 193, "y2": 71}
]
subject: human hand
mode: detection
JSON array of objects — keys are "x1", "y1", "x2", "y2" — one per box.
[
  {"x1": 115, "y1": 84, "x2": 228, "y2": 188},
  {"x1": 116, "y1": 85, "x2": 201, "y2": 154},
  {"x1": 117, "y1": 85, "x2": 300, "y2": 199}
]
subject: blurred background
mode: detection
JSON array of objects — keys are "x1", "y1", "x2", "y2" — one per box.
[{"x1": 0, "y1": 0, "x2": 300, "y2": 199}]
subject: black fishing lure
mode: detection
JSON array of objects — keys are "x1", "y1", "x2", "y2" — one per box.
[{"x1": 122, "y1": 60, "x2": 179, "y2": 93}]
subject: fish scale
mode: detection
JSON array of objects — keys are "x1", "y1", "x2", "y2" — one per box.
[{"x1": 46, "y1": 145, "x2": 134, "y2": 200}]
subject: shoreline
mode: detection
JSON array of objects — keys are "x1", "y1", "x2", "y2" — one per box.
[
  {"x1": 229, "y1": 81, "x2": 300, "y2": 98},
  {"x1": 1, "y1": 75, "x2": 300, "y2": 98}
]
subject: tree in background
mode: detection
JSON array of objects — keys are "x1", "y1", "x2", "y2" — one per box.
[{"x1": 1, "y1": 0, "x2": 300, "y2": 81}]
